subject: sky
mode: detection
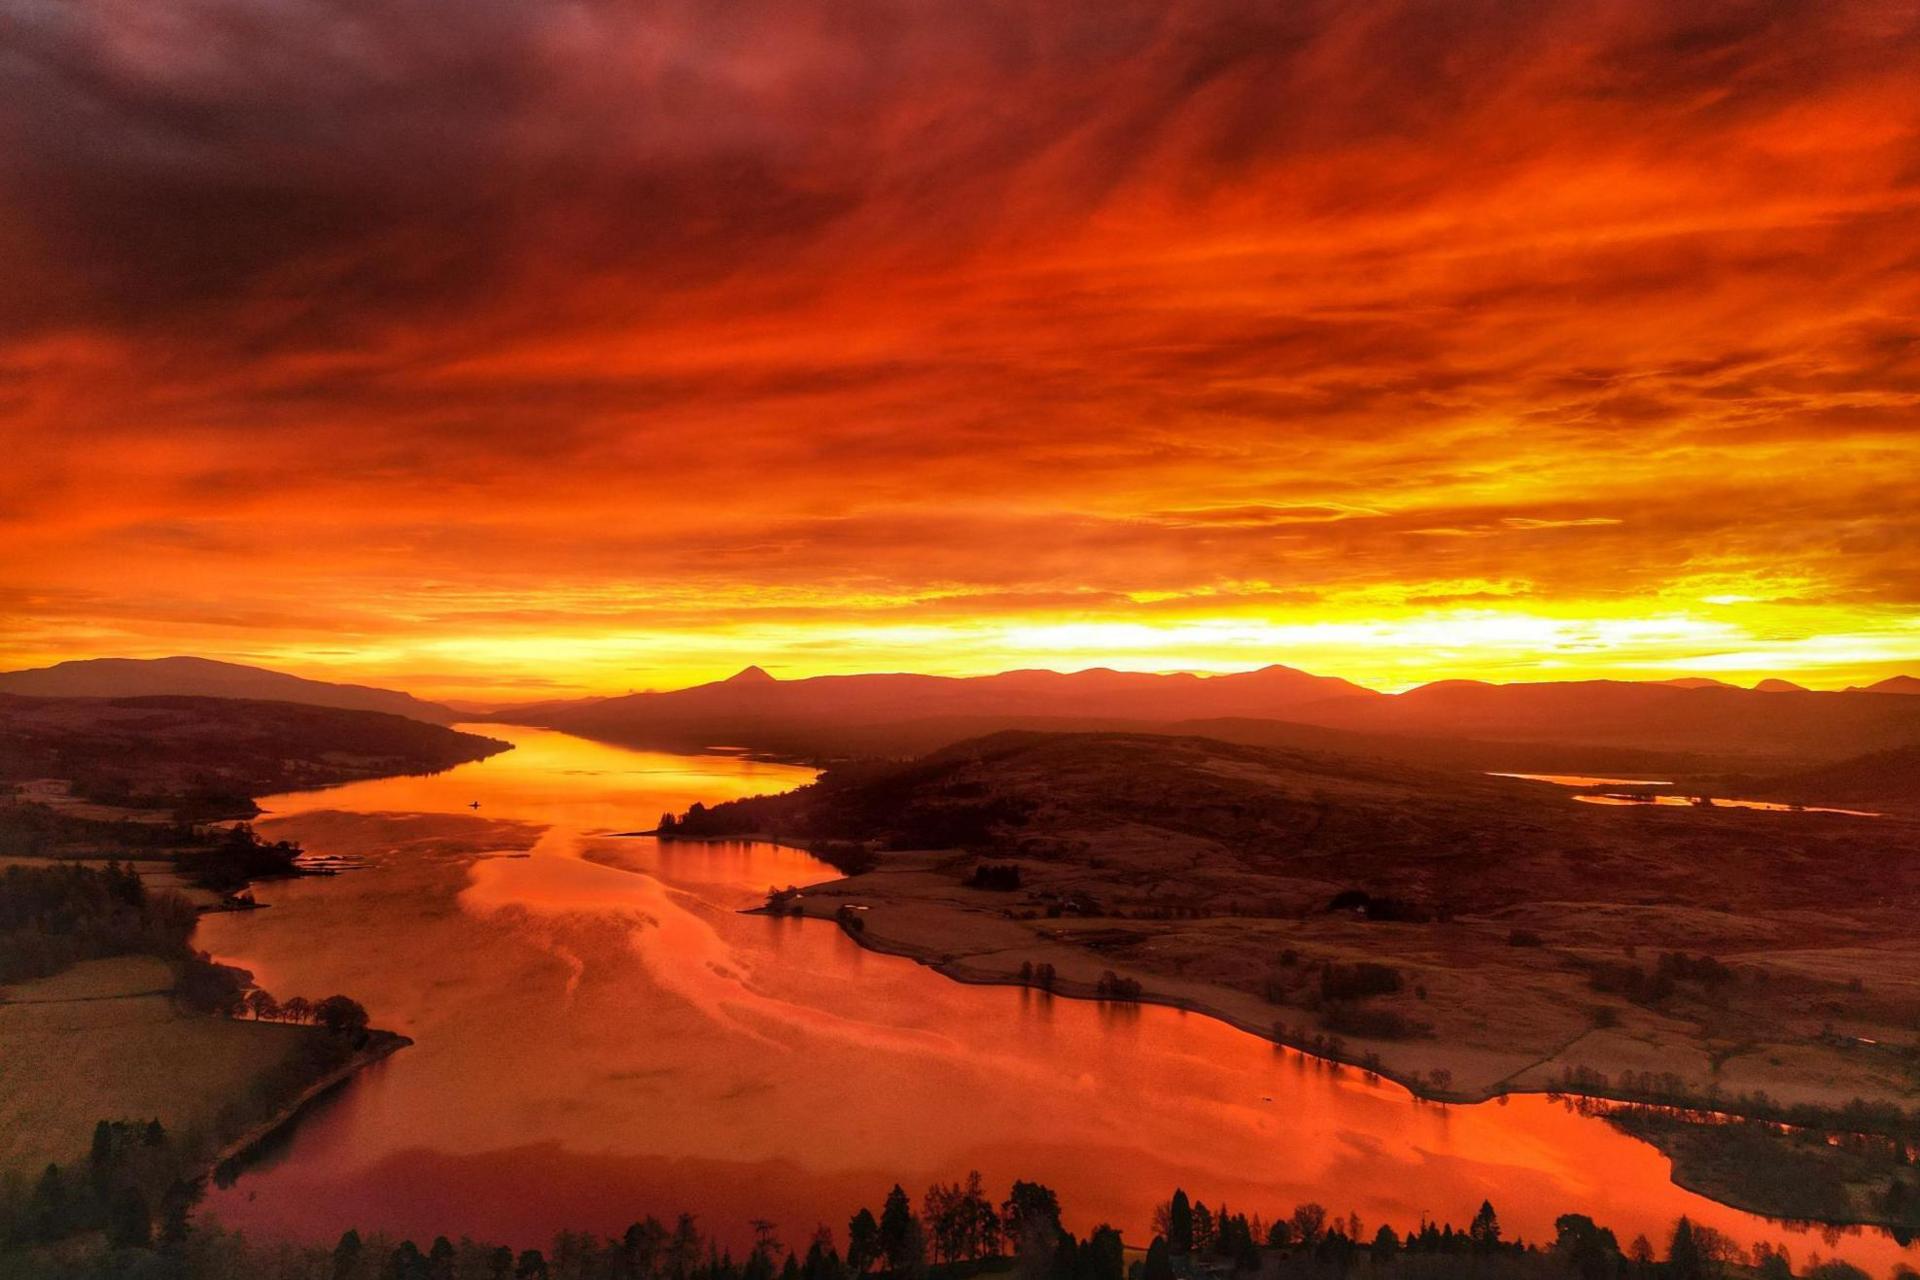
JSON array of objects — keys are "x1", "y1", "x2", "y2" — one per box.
[{"x1": 2, "y1": 0, "x2": 1919, "y2": 702}]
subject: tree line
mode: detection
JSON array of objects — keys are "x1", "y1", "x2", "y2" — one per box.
[
  {"x1": 0, "y1": 861, "x2": 196, "y2": 983},
  {"x1": 2, "y1": 1168, "x2": 1907, "y2": 1280}
]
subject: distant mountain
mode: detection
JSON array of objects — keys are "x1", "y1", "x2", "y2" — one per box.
[
  {"x1": 1286, "y1": 678, "x2": 1920, "y2": 763},
  {"x1": 1847, "y1": 675, "x2": 1920, "y2": 695},
  {"x1": 512, "y1": 664, "x2": 1920, "y2": 767},
  {"x1": 0, "y1": 656, "x2": 456, "y2": 724},
  {"x1": 1662, "y1": 677, "x2": 1739, "y2": 689},
  {"x1": 1754, "y1": 679, "x2": 1807, "y2": 693},
  {"x1": 512, "y1": 663, "x2": 1379, "y2": 751}
]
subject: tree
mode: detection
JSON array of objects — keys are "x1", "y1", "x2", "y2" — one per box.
[
  {"x1": 1553, "y1": 1214, "x2": 1622, "y2": 1280},
  {"x1": 1289, "y1": 1204, "x2": 1326, "y2": 1249},
  {"x1": 1191, "y1": 1201, "x2": 1215, "y2": 1256},
  {"x1": 1004, "y1": 1181, "x2": 1062, "y2": 1252},
  {"x1": 1667, "y1": 1218, "x2": 1704, "y2": 1280},
  {"x1": 316, "y1": 993, "x2": 371, "y2": 1041},
  {"x1": 158, "y1": 1186, "x2": 193, "y2": 1253},
  {"x1": 848, "y1": 1208, "x2": 881, "y2": 1274},
  {"x1": 105, "y1": 1186, "x2": 150, "y2": 1249},
  {"x1": 1143, "y1": 1237, "x2": 1173, "y2": 1280},
  {"x1": 247, "y1": 988, "x2": 281, "y2": 1021},
  {"x1": 669, "y1": 1213, "x2": 703, "y2": 1280},
  {"x1": 1629, "y1": 1235, "x2": 1656, "y2": 1269},
  {"x1": 1470, "y1": 1200, "x2": 1501, "y2": 1250},
  {"x1": 517, "y1": 1248, "x2": 550, "y2": 1280},
  {"x1": 1372, "y1": 1225, "x2": 1400, "y2": 1261},
  {"x1": 29, "y1": 1164, "x2": 69, "y2": 1243},
  {"x1": 1079, "y1": 1226, "x2": 1124, "y2": 1280},
  {"x1": 803, "y1": 1227, "x2": 844, "y2": 1280},
  {"x1": 896, "y1": 1216, "x2": 928, "y2": 1280},
  {"x1": 334, "y1": 1229, "x2": 364, "y2": 1280},
  {"x1": 1169, "y1": 1190, "x2": 1193, "y2": 1255},
  {"x1": 284, "y1": 995, "x2": 314, "y2": 1025},
  {"x1": 177, "y1": 952, "x2": 247, "y2": 1015},
  {"x1": 880, "y1": 1185, "x2": 917, "y2": 1272},
  {"x1": 387, "y1": 1241, "x2": 434, "y2": 1280},
  {"x1": 1754, "y1": 1245, "x2": 1793, "y2": 1280}
]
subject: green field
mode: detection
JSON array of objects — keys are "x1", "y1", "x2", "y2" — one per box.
[{"x1": 0, "y1": 956, "x2": 327, "y2": 1173}]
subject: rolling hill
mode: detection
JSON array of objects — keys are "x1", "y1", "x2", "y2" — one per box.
[
  {"x1": 0, "y1": 657, "x2": 458, "y2": 723},
  {"x1": 0, "y1": 694, "x2": 507, "y2": 812}
]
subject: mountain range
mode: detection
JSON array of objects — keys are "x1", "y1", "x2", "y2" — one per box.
[
  {"x1": 509, "y1": 663, "x2": 1920, "y2": 769},
  {"x1": 4, "y1": 655, "x2": 1920, "y2": 772}
]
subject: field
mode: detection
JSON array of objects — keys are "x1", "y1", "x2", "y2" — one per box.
[{"x1": 0, "y1": 956, "x2": 328, "y2": 1173}]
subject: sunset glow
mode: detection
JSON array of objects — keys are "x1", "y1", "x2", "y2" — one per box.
[{"x1": 4, "y1": 1, "x2": 1919, "y2": 700}]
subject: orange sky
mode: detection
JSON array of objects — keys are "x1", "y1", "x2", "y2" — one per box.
[{"x1": 3, "y1": 1, "x2": 1919, "y2": 701}]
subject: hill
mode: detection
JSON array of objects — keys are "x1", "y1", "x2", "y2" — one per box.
[
  {"x1": 1289, "y1": 679, "x2": 1920, "y2": 764},
  {"x1": 674, "y1": 731, "x2": 1920, "y2": 1120},
  {"x1": 0, "y1": 657, "x2": 457, "y2": 724},
  {"x1": 0, "y1": 694, "x2": 507, "y2": 815},
  {"x1": 516, "y1": 663, "x2": 1378, "y2": 751},
  {"x1": 1849, "y1": 674, "x2": 1920, "y2": 695},
  {"x1": 1750, "y1": 744, "x2": 1920, "y2": 813}
]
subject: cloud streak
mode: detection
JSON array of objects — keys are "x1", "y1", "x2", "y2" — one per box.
[{"x1": 2, "y1": 0, "x2": 1918, "y2": 696}]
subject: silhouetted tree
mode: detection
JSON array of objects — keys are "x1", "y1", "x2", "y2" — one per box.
[
  {"x1": 105, "y1": 1186, "x2": 150, "y2": 1250},
  {"x1": 384, "y1": 1240, "x2": 427, "y2": 1280},
  {"x1": 315, "y1": 993, "x2": 371, "y2": 1042},
  {"x1": 1667, "y1": 1219, "x2": 1705, "y2": 1280},
  {"x1": 1290, "y1": 1204, "x2": 1327, "y2": 1248},
  {"x1": 1169, "y1": 1190, "x2": 1193, "y2": 1255},
  {"x1": 1143, "y1": 1237, "x2": 1173, "y2": 1280},
  {"x1": 848, "y1": 1208, "x2": 880, "y2": 1275},
  {"x1": 429, "y1": 1235, "x2": 456, "y2": 1280},
  {"x1": 1078, "y1": 1226, "x2": 1124, "y2": 1280},
  {"x1": 880, "y1": 1186, "x2": 918, "y2": 1273},
  {"x1": 1554, "y1": 1214, "x2": 1622, "y2": 1280},
  {"x1": 333, "y1": 1229, "x2": 364, "y2": 1280},
  {"x1": 1470, "y1": 1200, "x2": 1501, "y2": 1250}
]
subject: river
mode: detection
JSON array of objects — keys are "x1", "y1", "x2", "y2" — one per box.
[{"x1": 197, "y1": 726, "x2": 1914, "y2": 1271}]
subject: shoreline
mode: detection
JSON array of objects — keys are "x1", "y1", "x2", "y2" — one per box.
[
  {"x1": 744, "y1": 901, "x2": 1920, "y2": 1143},
  {"x1": 752, "y1": 897, "x2": 1496, "y2": 1106},
  {"x1": 748, "y1": 897, "x2": 1920, "y2": 1237},
  {"x1": 209, "y1": 1029, "x2": 412, "y2": 1178}
]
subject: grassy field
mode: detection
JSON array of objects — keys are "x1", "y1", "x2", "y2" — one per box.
[
  {"x1": 697, "y1": 731, "x2": 1920, "y2": 1117},
  {"x1": 0, "y1": 956, "x2": 328, "y2": 1173}
]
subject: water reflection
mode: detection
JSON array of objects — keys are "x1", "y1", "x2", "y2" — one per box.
[
  {"x1": 198, "y1": 728, "x2": 1914, "y2": 1271},
  {"x1": 1572, "y1": 794, "x2": 1880, "y2": 816},
  {"x1": 1489, "y1": 773, "x2": 1673, "y2": 788}
]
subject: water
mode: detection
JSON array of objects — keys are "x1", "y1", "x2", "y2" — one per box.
[
  {"x1": 1571, "y1": 794, "x2": 1880, "y2": 816},
  {"x1": 1490, "y1": 773, "x2": 1881, "y2": 817},
  {"x1": 199, "y1": 727, "x2": 1913, "y2": 1270},
  {"x1": 1488, "y1": 773, "x2": 1674, "y2": 788}
]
